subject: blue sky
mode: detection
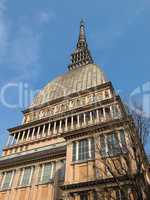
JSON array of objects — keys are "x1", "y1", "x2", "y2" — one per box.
[{"x1": 0, "y1": 0, "x2": 150, "y2": 153}]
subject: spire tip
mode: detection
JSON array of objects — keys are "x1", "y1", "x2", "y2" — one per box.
[
  {"x1": 80, "y1": 19, "x2": 85, "y2": 27},
  {"x1": 68, "y1": 20, "x2": 93, "y2": 70}
]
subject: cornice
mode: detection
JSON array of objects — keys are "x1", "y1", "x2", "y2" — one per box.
[
  {"x1": 8, "y1": 95, "x2": 120, "y2": 133},
  {"x1": 61, "y1": 175, "x2": 130, "y2": 190},
  {"x1": 0, "y1": 144, "x2": 66, "y2": 170}
]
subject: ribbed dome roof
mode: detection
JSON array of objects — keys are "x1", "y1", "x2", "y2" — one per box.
[
  {"x1": 30, "y1": 21, "x2": 107, "y2": 108},
  {"x1": 30, "y1": 64, "x2": 107, "y2": 108}
]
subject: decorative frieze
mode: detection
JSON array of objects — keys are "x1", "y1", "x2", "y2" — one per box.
[{"x1": 23, "y1": 89, "x2": 112, "y2": 124}]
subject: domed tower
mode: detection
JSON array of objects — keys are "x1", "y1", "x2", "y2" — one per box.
[{"x1": 0, "y1": 21, "x2": 149, "y2": 200}]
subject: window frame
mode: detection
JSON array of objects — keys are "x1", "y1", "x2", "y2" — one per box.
[
  {"x1": 72, "y1": 138, "x2": 95, "y2": 162},
  {"x1": 19, "y1": 166, "x2": 33, "y2": 187},
  {"x1": 38, "y1": 162, "x2": 55, "y2": 184},
  {"x1": 1, "y1": 170, "x2": 15, "y2": 190},
  {"x1": 100, "y1": 129, "x2": 126, "y2": 157},
  {"x1": 80, "y1": 193, "x2": 88, "y2": 200}
]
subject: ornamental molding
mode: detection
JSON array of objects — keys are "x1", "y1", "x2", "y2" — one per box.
[
  {"x1": 23, "y1": 82, "x2": 112, "y2": 113},
  {"x1": 0, "y1": 144, "x2": 66, "y2": 169},
  {"x1": 8, "y1": 95, "x2": 119, "y2": 133},
  {"x1": 23, "y1": 86, "x2": 112, "y2": 124}
]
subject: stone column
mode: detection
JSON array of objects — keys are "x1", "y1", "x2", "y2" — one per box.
[
  {"x1": 71, "y1": 116, "x2": 74, "y2": 129},
  {"x1": 110, "y1": 105, "x2": 114, "y2": 119},
  {"x1": 96, "y1": 109, "x2": 100, "y2": 123},
  {"x1": 65, "y1": 118, "x2": 68, "y2": 132},
  {"x1": 11, "y1": 134, "x2": 15, "y2": 145},
  {"x1": 103, "y1": 107, "x2": 106, "y2": 121},
  {"x1": 32, "y1": 128, "x2": 35, "y2": 140},
  {"x1": 83, "y1": 113, "x2": 86, "y2": 126},
  {"x1": 48, "y1": 123, "x2": 51, "y2": 135},
  {"x1": 16, "y1": 132, "x2": 21, "y2": 144},
  {"x1": 6, "y1": 135, "x2": 11, "y2": 146},
  {"x1": 116, "y1": 104, "x2": 121, "y2": 118},
  {"x1": 102, "y1": 90, "x2": 105, "y2": 100},
  {"x1": 108, "y1": 89, "x2": 111, "y2": 98},
  {"x1": 90, "y1": 111, "x2": 93, "y2": 124},
  {"x1": 37, "y1": 126, "x2": 41, "y2": 138},
  {"x1": 42, "y1": 125, "x2": 46, "y2": 137},
  {"x1": 59, "y1": 120, "x2": 62, "y2": 133},
  {"x1": 76, "y1": 141, "x2": 79, "y2": 161},
  {"x1": 88, "y1": 138, "x2": 92, "y2": 158},
  {"x1": 77, "y1": 115, "x2": 80, "y2": 128},
  {"x1": 26, "y1": 129, "x2": 30, "y2": 141},
  {"x1": 21, "y1": 131, "x2": 26, "y2": 142},
  {"x1": 53, "y1": 122, "x2": 57, "y2": 134}
]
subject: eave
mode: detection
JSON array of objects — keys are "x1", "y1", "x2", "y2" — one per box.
[
  {"x1": 0, "y1": 142, "x2": 66, "y2": 170},
  {"x1": 61, "y1": 175, "x2": 130, "y2": 190}
]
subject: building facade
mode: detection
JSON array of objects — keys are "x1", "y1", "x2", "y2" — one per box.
[{"x1": 0, "y1": 21, "x2": 149, "y2": 200}]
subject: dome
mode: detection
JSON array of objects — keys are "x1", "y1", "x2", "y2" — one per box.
[
  {"x1": 30, "y1": 21, "x2": 107, "y2": 108},
  {"x1": 30, "y1": 64, "x2": 107, "y2": 108}
]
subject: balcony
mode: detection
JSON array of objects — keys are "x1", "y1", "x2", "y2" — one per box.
[{"x1": 5, "y1": 104, "x2": 122, "y2": 149}]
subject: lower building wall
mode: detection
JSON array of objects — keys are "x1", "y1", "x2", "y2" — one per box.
[
  {"x1": 0, "y1": 184, "x2": 54, "y2": 200},
  {"x1": 65, "y1": 142, "x2": 95, "y2": 184}
]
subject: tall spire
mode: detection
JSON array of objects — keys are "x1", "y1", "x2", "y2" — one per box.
[
  {"x1": 68, "y1": 20, "x2": 94, "y2": 71},
  {"x1": 77, "y1": 20, "x2": 87, "y2": 48}
]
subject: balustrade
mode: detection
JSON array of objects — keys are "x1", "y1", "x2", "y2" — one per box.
[{"x1": 6, "y1": 104, "x2": 121, "y2": 148}]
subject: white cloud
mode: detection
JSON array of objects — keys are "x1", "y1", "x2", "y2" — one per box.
[
  {"x1": 0, "y1": 6, "x2": 56, "y2": 82},
  {"x1": 38, "y1": 11, "x2": 55, "y2": 24}
]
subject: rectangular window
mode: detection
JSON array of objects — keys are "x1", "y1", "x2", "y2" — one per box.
[
  {"x1": 59, "y1": 160, "x2": 66, "y2": 181},
  {"x1": 80, "y1": 193, "x2": 88, "y2": 200},
  {"x1": 19, "y1": 167, "x2": 33, "y2": 186},
  {"x1": 107, "y1": 133, "x2": 120, "y2": 156},
  {"x1": 116, "y1": 190, "x2": 127, "y2": 200},
  {"x1": 78, "y1": 139, "x2": 89, "y2": 160},
  {"x1": 73, "y1": 138, "x2": 94, "y2": 161},
  {"x1": 39, "y1": 162, "x2": 54, "y2": 184},
  {"x1": 73, "y1": 142, "x2": 76, "y2": 162},
  {"x1": 100, "y1": 130, "x2": 126, "y2": 157},
  {"x1": 119, "y1": 129, "x2": 126, "y2": 147},
  {"x1": 1, "y1": 171, "x2": 14, "y2": 190},
  {"x1": 112, "y1": 104, "x2": 119, "y2": 118}
]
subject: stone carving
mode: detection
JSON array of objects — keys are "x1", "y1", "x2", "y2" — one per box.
[{"x1": 24, "y1": 89, "x2": 111, "y2": 124}]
